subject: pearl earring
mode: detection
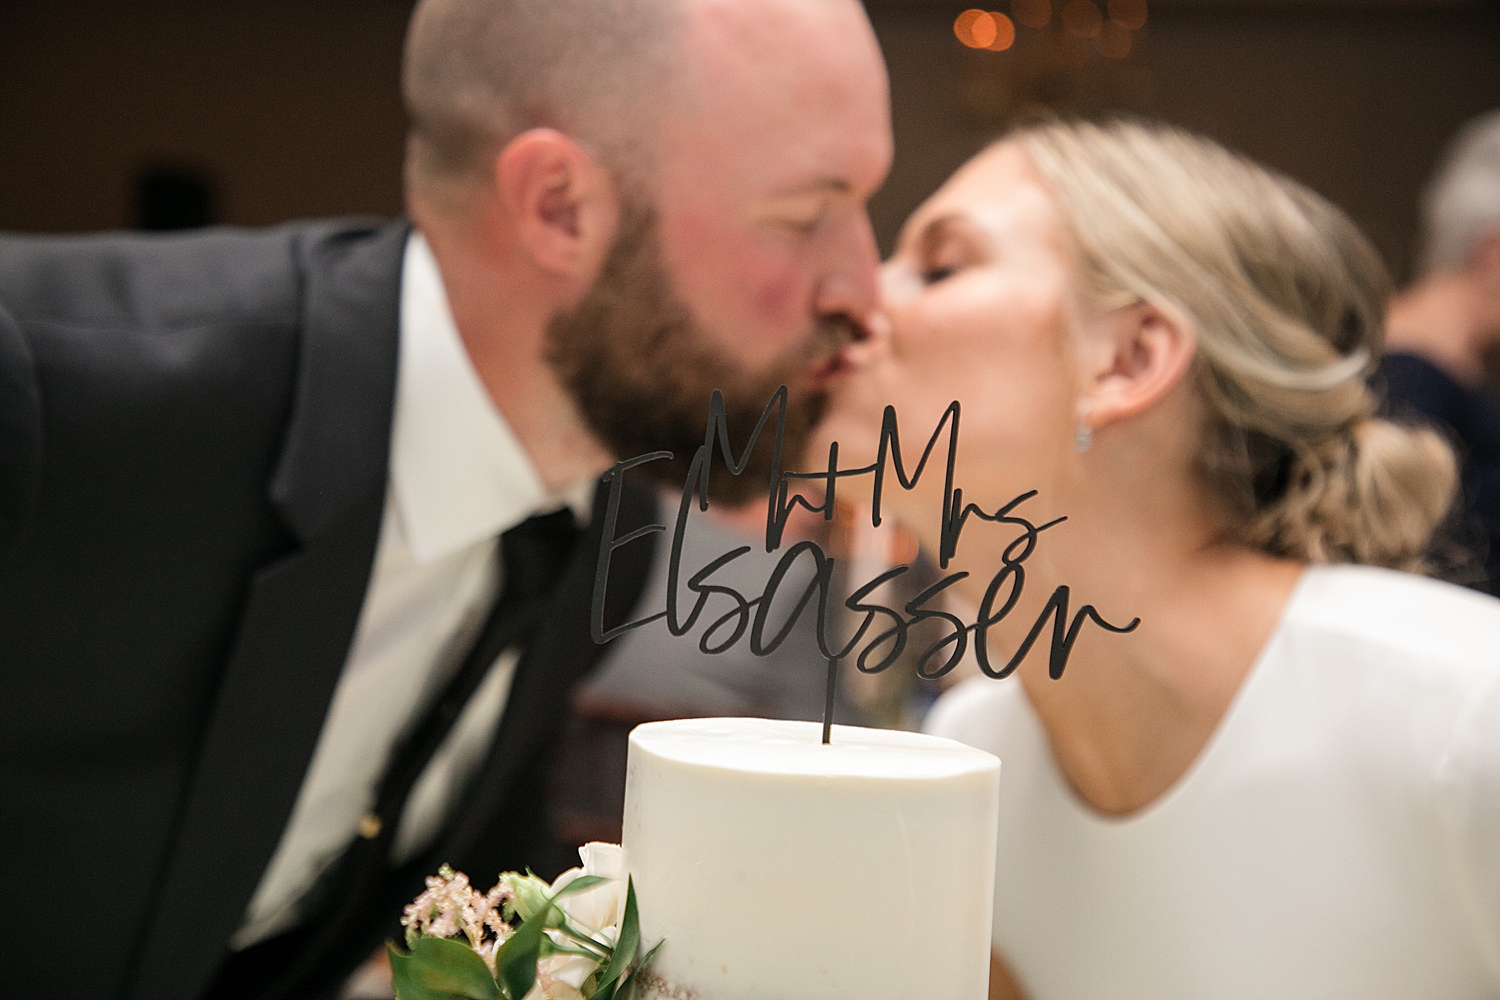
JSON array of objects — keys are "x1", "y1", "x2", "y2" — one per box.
[{"x1": 1074, "y1": 421, "x2": 1093, "y2": 453}]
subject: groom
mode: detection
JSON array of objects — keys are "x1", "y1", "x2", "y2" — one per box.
[{"x1": 0, "y1": 0, "x2": 891, "y2": 997}]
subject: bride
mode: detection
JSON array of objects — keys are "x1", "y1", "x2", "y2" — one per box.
[{"x1": 815, "y1": 120, "x2": 1500, "y2": 998}]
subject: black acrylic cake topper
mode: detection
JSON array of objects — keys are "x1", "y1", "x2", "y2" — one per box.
[{"x1": 589, "y1": 387, "x2": 1140, "y2": 745}]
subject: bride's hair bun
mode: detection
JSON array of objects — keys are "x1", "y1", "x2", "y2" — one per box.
[
  {"x1": 1243, "y1": 418, "x2": 1457, "y2": 571},
  {"x1": 1017, "y1": 118, "x2": 1458, "y2": 572}
]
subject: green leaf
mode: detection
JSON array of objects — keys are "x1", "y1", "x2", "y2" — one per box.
[
  {"x1": 617, "y1": 939, "x2": 663, "y2": 998},
  {"x1": 551, "y1": 874, "x2": 609, "y2": 898},
  {"x1": 492, "y1": 874, "x2": 619, "y2": 1000},
  {"x1": 554, "y1": 917, "x2": 613, "y2": 960},
  {"x1": 634, "y1": 939, "x2": 663, "y2": 976},
  {"x1": 501, "y1": 872, "x2": 555, "y2": 924},
  {"x1": 388, "y1": 937, "x2": 501, "y2": 1000},
  {"x1": 495, "y1": 899, "x2": 553, "y2": 1000},
  {"x1": 540, "y1": 939, "x2": 607, "y2": 961},
  {"x1": 587, "y1": 878, "x2": 642, "y2": 1000}
]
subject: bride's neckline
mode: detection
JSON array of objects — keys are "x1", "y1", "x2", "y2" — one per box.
[{"x1": 1016, "y1": 564, "x2": 1313, "y2": 826}]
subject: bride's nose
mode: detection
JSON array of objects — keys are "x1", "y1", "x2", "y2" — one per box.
[
  {"x1": 838, "y1": 293, "x2": 893, "y2": 371},
  {"x1": 862, "y1": 306, "x2": 893, "y2": 345},
  {"x1": 876, "y1": 257, "x2": 916, "y2": 309}
]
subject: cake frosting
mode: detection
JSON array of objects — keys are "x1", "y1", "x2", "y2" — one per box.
[{"x1": 621, "y1": 718, "x2": 1001, "y2": 999}]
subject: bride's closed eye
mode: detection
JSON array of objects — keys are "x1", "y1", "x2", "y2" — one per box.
[
  {"x1": 909, "y1": 213, "x2": 985, "y2": 286},
  {"x1": 918, "y1": 240, "x2": 973, "y2": 284}
]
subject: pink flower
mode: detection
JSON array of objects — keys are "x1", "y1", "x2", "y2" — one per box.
[
  {"x1": 399, "y1": 844, "x2": 629, "y2": 990},
  {"x1": 400, "y1": 863, "x2": 514, "y2": 968},
  {"x1": 401, "y1": 865, "x2": 475, "y2": 944}
]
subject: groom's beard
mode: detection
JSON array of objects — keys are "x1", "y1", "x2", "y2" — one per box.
[{"x1": 546, "y1": 201, "x2": 853, "y2": 507}]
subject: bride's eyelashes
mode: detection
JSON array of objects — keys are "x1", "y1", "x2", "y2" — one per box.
[
  {"x1": 919, "y1": 244, "x2": 968, "y2": 284},
  {"x1": 906, "y1": 212, "x2": 987, "y2": 286}
]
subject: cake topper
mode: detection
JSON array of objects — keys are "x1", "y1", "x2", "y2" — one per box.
[{"x1": 590, "y1": 387, "x2": 1139, "y2": 744}]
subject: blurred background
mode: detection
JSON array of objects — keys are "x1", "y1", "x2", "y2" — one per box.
[
  {"x1": 5, "y1": 0, "x2": 1499, "y2": 848},
  {"x1": 3, "y1": 0, "x2": 1498, "y2": 280}
]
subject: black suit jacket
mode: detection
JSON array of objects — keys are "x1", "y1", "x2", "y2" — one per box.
[{"x1": 0, "y1": 221, "x2": 657, "y2": 1000}]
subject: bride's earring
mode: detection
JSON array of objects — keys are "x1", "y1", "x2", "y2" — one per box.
[{"x1": 1074, "y1": 400, "x2": 1094, "y2": 453}]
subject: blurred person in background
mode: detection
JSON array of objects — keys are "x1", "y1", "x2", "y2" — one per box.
[
  {"x1": 0, "y1": 0, "x2": 891, "y2": 997},
  {"x1": 817, "y1": 119, "x2": 1500, "y2": 999},
  {"x1": 1383, "y1": 109, "x2": 1500, "y2": 595}
]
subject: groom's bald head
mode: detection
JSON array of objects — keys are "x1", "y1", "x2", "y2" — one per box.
[
  {"x1": 402, "y1": 0, "x2": 890, "y2": 499},
  {"x1": 402, "y1": 0, "x2": 682, "y2": 201}
]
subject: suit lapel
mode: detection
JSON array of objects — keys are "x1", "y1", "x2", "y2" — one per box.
[
  {"x1": 250, "y1": 478, "x2": 666, "y2": 1000},
  {"x1": 127, "y1": 222, "x2": 409, "y2": 1000}
]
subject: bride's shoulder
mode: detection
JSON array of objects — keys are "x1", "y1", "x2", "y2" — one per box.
[
  {"x1": 922, "y1": 676, "x2": 1031, "y2": 758},
  {"x1": 1289, "y1": 564, "x2": 1500, "y2": 678}
]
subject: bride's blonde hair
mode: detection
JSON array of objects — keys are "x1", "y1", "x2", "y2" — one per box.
[{"x1": 1016, "y1": 119, "x2": 1456, "y2": 571}]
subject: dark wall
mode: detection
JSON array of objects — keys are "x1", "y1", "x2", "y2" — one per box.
[
  {"x1": 0, "y1": 1, "x2": 410, "y2": 232},
  {"x1": 869, "y1": 4, "x2": 1500, "y2": 277},
  {"x1": 2, "y1": 1, "x2": 1498, "y2": 279}
]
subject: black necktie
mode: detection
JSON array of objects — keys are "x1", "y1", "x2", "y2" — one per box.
[
  {"x1": 362, "y1": 506, "x2": 582, "y2": 842},
  {"x1": 230, "y1": 508, "x2": 583, "y2": 1000},
  {"x1": 354, "y1": 507, "x2": 581, "y2": 850}
]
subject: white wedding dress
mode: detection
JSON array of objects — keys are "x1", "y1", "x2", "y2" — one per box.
[{"x1": 928, "y1": 564, "x2": 1500, "y2": 1000}]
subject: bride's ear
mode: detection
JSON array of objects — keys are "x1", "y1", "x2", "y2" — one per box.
[{"x1": 1076, "y1": 300, "x2": 1196, "y2": 436}]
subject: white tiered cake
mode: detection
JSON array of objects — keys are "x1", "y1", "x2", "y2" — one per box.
[{"x1": 621, "y1": 718, "x2": 1001, "y2": 999}]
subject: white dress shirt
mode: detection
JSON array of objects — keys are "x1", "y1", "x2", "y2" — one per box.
[{"x1": 234, "y1": 233, "x2": 590, "y2": 949}]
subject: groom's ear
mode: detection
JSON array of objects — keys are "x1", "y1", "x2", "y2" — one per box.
[
  {"x1": 495, "y1": 128, "x2": 621, "y2": 281},
  {"x1": 1077, "y1": 300, "x2": 1196, "y2": 435}
]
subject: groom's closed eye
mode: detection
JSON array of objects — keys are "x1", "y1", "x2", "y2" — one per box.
[
  {"x1": 758, "y1": 177, "x2": 856, "y2": 236},
  {"x1": 777, "y1": 201, "x2": 831, "y2": 234}
]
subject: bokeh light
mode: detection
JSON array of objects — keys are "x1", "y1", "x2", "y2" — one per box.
[
  {"x1": 1012, "y1": 0, "x2": 1052, "y2": 29},
  {"x1": 986, "y1": 13, "x2": 1017, "y2": 50},
  {"x1": 1061, "y1": 0, "x2": 1104, "y2": 38},
  {"x1": 1107, "y1": 0, "x2": 1148, "y2": 31},
  {"x1": 955, "y1": 10, "x2": 1015, "y2": 50},
  {"x1": 954, "y1": 8, "x2": 992, "y2": 47},
  {"x1": 1098, "y1": 19, "x2": 1133, "y2": 58}
]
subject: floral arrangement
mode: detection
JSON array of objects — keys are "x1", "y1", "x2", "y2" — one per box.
[{"x1": 390, "y1": 842, "x2": 659, "y2": 1000}]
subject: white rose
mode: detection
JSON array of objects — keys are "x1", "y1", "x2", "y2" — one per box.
[
  {"x1": 548, "y1": 841, "x2": 626, "y2": 945},
  {"x1": 525, "y1": 959, "x2": 590, "y2": 1000},
  {"x1": 523, "y1": 842, "x2": 626, "y2": 997}
]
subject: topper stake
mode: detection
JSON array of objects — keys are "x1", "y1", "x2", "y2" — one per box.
[{"x1": 822, "y1": 656, "x2": 838, "y2": 744}]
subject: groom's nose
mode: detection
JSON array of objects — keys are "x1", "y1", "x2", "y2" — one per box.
[{"x1": 815, "y1": 211, "x2": 881, "y2": 324}]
